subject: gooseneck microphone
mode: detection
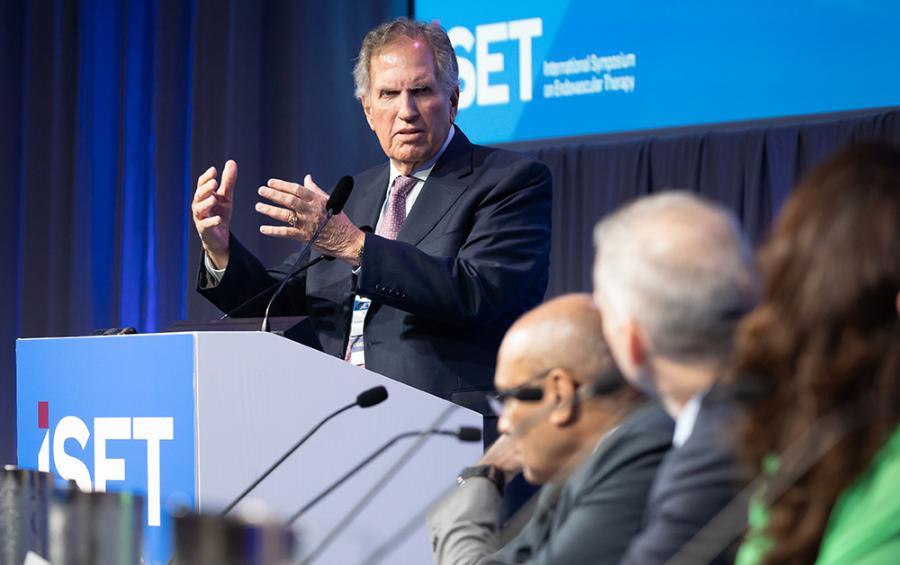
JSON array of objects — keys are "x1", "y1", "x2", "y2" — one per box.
[
  {"x1": 217, "y1": 255, "x2": 334, "y2": 320},
  {"x1": 300, "y1": 404, "x2": 460, "y2": 564},
  {"x1": 219, "y1": 384, "x2": 387, "y2": 516},
  {"x1": 218, "y1": 224, "x2": 372, "y2": 322},
  {"x1": 261, "y1": 176, "x2": 355, "y2": 332},
  {"x1": 287, "y1": 426, "x2": 481, "y2": 525},
  {"x1": 355, "y1": 385, "x2": 389, "y2": 408}
]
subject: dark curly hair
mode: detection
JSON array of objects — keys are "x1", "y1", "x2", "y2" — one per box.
[{"x1": 733, "y1": 142, "x2": 900, "y2": 564}]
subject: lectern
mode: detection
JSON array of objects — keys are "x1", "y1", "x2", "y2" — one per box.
[{"x1": 16, "y1": 332, "x2": 482, "y2": 564}]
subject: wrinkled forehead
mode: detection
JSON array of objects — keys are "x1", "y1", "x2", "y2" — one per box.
[{"x1": 371, "y1": 37, "x2": 436, "y2": 76}]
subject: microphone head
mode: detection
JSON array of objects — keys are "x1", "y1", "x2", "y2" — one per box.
[
  {"x1": 455, "y1": 427, "x2": 482, "y2": 443},
  {"x1": 356, "y1": 386, "x2": 388, "y2": 408},
  {"x1": 326, "y1": 176, "x2": 354, "y2": 215}
]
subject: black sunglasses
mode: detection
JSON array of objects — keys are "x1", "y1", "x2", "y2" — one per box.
[
  {"x1": 487, "y1": 364, "x2": 626, "y2": 417},
  {"x1": 487, "y1": 367, "x2": 554, "y2": 417}
]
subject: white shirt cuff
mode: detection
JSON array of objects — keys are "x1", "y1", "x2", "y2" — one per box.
[{"x1": 204, "y1": 253, "x2": 226, "y2": 286}]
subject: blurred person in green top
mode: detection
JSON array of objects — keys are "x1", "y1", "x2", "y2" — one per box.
[{"x1": 733, "y1": 143, "x2": 900, "y2": 565}]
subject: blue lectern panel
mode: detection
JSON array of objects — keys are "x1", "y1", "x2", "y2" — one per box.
[{"x1": 16, "y1": 334, "x2": 197, "y2": 565}]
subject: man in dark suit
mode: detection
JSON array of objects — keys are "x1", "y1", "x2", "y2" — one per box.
[
  {"x1": 427, "y1": 294, "x2": 674, "y2": 564},
  {"x1": 592, "y1": 191, "x2": 759, "y2": 564},
  {"x1": 191, "y1": 19, "x2": 552, "y2": 407}
]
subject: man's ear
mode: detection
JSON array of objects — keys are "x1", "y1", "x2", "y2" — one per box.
[
  {"x1": 624, "y1": 318, "x2": 649, "y2": 369},
  {"x1": 361, "y1": 97, "x2": 376, "y2": 131},
  {"x1": 548, "y1": 370, "x2": 577, "y2": 426},
  {"x1": 449, "y1": 87, "x2": 459, "y2": 123}
]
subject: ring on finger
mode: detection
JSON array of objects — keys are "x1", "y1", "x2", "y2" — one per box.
[{"x1": 288, "y1": 212, "x2": 299, "y2": 228}]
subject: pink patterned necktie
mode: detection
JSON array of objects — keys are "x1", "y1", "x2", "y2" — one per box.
[
  {"x1": 376, "y1": 175, "x2": 418, "y2": 240},
  {"x1": 344, "y1": 175, "x2": 419, "y2": 364}
]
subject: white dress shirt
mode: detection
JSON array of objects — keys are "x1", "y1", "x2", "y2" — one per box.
[{"x1": 672, "y1": 392, "x2": 704, "y2": 448}]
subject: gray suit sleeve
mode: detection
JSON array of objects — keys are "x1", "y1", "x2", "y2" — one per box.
[
  {"x1": 427, "y1": 478, "x2": 502, "y2": 565},
  {"x1": 505, "y1": 437, "x2": 669, "y2": 565}
]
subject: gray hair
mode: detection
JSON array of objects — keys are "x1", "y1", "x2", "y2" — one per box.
[
  {"x1": 593, "y1": 191, "x2": 758, "y2": 361},
  {"x1": 353, "y1": 18, "x2": 459, "y2": 101}
]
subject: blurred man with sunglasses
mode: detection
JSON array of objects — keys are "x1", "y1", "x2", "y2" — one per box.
[{"x1": 427, "y1": 294, "x2": 673, "y2": 564}]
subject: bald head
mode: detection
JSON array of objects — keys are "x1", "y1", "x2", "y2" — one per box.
[{"x1": 498, "y1": 294, "x2": 614, "y2": 387}]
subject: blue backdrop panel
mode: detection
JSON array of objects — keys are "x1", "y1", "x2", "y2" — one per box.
[
  {"x1": 16, "y1": 334, "x2": 197, "y2": 564},
  {"x1": 417, "y1": 0, "x2": 900, "y2": 143}
]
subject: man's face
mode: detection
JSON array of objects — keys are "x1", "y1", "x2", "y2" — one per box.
[
  {"x1": 494, "y1": 349, "x2": 566, "y2": 485},
  {"x1": 362, "y1": 37, "x2": 458, "y2": 174}
]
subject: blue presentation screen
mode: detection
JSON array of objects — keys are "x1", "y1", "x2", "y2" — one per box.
[{"x1": 416, "y1": 0, "x2": 900, "y2": 144}]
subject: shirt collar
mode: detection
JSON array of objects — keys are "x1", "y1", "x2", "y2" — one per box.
[
  {"x1": 672, "y1": 392, "x2": 704, "y2": 448},
  {"x1": 388, "y1": 125, "x2": 455, "y2": 188}
]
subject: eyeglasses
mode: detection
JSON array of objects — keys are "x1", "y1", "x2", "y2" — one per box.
[
  {"x1": 487, "y1": 363, "x2": 628, "y2": 417},
  {"x1": 487, "y1": 368, "x2": 555, "y2": 417}
]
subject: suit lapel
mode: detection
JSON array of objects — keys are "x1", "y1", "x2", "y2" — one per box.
[
  {"x1": 396, "y1": 129, "x2": 474, "y2": 245},
  {"x1": 347, "y1": 166, "x2": 389, "y2": 231}
]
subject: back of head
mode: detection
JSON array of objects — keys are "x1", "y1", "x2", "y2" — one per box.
[
  {"x1": 734, "y1": 142, "x2": 900, "y2": 565},
  {"x1": 353, "y1": 18, "x2": 458, "y2": 100},
  {"x1": 593, "y1": 191, "x2": 758, "y2": 363}
]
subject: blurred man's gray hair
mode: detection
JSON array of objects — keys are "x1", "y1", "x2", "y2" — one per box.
[
  {"x1": 353, "y1": 18, "x2": 459, "y2": 101},
  {"x1": 593, "y1": 191, "x2": 758, "y2": 361}
]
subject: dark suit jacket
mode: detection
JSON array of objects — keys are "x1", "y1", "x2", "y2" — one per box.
[
  {"x1": 427, "y1": 402, "x2": 675, "y2": 564},
  {"x1": 619, "y1": 389, "x2": 744, "y2": 565},
  {"x1": 198, "y1": 130, "x2": 552, "y2": 408}
]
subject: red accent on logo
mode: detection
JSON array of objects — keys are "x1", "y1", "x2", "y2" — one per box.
[{"x1": 38, "y1": 402, "x2": 49, "y2": 429}]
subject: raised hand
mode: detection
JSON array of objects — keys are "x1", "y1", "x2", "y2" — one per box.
[
  {"x1": 477, "y1": 434, "x2": 523, "y2": 481},
  {"x1": 192, "y1": 160, "x2": 237, "y2": 269},
  {"x1": 255, "y1": 174, "x2": 364, "y2": 264}
]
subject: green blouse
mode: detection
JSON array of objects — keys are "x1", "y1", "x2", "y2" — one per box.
[{"x1": 737, "y1": 424, "x2": 900, "y2": 565}]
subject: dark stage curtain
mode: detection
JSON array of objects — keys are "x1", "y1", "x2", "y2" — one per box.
[
  {"x1": 0, "y1": 0, "x2": 406, "y2": 464},
  {"x1": 528, "y1": 110, "x2": 900, "y2": 297}
]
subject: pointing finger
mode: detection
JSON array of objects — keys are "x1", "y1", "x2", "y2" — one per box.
[
  {"x1": 258, "y1": 186, "x2": 303, "y2": 210},
  {"x1": 220, "y1": 160, "x2": 238, "y2": 198},
  {"x1": 266, "y1": 178, "x2": 307, "y2": 198}
]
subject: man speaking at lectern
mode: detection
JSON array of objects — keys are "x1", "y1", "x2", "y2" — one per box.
[{"x1": 192, "y1": 19, "x2": 552, "y2": 412}]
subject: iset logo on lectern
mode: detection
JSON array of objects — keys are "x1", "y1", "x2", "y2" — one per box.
[{"x1": 36, "y1": 401, "x2": 174, "y2": 526}]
